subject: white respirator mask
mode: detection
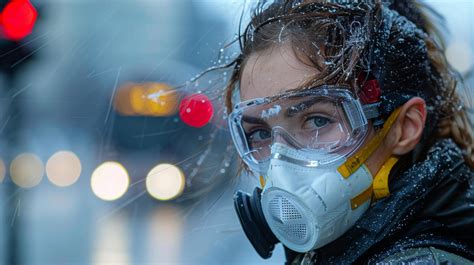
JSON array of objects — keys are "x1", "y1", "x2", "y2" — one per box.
[
  {"x1": 231, "y1": 86, "x2": 401, "y2": 256},
  {"x1": 260, "y1": 142, "x2": 373, "y2": 252}
]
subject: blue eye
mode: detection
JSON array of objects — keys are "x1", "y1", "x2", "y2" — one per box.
[
  {"x1": 248, "y1": 129, "x2": 271, "y2": 142},
  {"x1": 304, "y1": 116, "x2": 331, "y2": 129}
]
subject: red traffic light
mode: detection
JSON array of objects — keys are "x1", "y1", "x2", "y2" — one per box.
[
  {"x1": 0, "y1": 0, "x2": 38, "y2": 41},
  {"x1": 179, "y1": 94, "x2": 214, "y2": 128}
]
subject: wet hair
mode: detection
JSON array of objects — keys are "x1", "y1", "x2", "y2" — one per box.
[{"x1": 224, "y1": 0, "x2": 474, "y2": 168}]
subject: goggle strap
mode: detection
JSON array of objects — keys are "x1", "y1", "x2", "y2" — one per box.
[
  {"x1": 337, "y1": 107, "x2": 402, "y2": 178},
  {"x1": 362, "y1": 102, "x2": 381, "y2": 120}
]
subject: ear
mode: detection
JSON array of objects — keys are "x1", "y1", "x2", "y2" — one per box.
[{"x1": 385, "y1": 97, "x2": 427, "y2": 155}]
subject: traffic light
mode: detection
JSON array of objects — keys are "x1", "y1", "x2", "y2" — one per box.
[
  {"x1": 0, "y1": 0, "x2": 38, "y2": 78},
  {"x1": 0, "y1": 0, "x2": 37, "y2": 41}
]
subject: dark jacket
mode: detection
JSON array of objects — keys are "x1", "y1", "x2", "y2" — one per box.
[{"x1": 289, "y1": 139, "x2": 474, "y2": 264}]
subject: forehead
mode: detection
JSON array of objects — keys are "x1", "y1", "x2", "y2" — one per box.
[{"x1": 240, "y1": 44, "x2": 319, "y2": 102}]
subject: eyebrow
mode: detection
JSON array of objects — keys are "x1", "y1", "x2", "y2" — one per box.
[
  {"x1": 241, "y1": 97, "x2": 336, "y2": 125},
  {"x1": 286, "y1": 98, "x2": 327, "y2": 117},
  {"x1": 241, "y1": 115, "x2": 269, "y2": 126}
]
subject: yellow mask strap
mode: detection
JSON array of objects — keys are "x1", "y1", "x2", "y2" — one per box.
[
  {"x1": 350, "y1": 155, "x2": 399, "y2": 207},
  {"x1": 338, "y1": 107, "x2": 402, "y2": 178},
  {"x1": 373, "y1": 156, "x2": 399, "y2": 199},
  {"x1": 259, "y1": 175, "x2": 266, "y2": 188},
  {"x1": 350, "y1": 182, "x2": 373, "y2": 210}
]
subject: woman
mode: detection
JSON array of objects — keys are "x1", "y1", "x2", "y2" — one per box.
[{"x1": 223, "y1": 0, "x2": 474, "y2": 264}]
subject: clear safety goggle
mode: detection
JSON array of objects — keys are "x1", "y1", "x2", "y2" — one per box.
[{"x1": 228, "y1": 86, "x2": 380, "y2": 173}]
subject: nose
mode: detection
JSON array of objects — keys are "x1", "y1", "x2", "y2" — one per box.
[{"x1": 271, "y1": 127, "x2": 302, "y2": 149}]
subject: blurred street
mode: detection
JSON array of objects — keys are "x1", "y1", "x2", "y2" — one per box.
[{"x1": 0, "y1": 0, "x2": 472, "y2": 264}]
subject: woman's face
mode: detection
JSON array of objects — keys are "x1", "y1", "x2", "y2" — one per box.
[{"x1": 239, "y1": 44, "x2": 385, "y2": 175}]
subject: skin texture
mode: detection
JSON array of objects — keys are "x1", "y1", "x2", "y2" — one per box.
[{"x1": 240, "y1": 44, "x2": 427, "y2": 176}]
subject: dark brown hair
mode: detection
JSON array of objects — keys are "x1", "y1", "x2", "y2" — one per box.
[{"x1": 224, "y1": 0, "x2": 474, "y2": 168}]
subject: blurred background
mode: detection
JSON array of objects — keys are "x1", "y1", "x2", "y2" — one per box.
[{"x1": 0, "y1": 0, "x2": 472, "y2": 264}]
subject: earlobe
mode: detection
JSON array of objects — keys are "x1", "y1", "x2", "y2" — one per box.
[{"x1": 388, "y1": 97, "x2": 427, "y2": 156}]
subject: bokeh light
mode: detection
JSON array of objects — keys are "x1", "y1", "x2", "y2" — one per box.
[
  {"x1": 129, "y1": 85, "x2": 148, "y2": 115},
  {"x1": 91, "y1": 162, "x2": 130, "y2": 201},
  {"x1": 0, "y1": 0, "x2": 38, "y2": 41},
  {"x1": 46, "y1": 151, "x2": 82, "y2": 187},
  {"x1": 114, "y1": 82, "x2": 180, "y2": 116},
  {"x1": 179, "y1": 94, "x2": 214, "y2": 128},
  {"x1": 146, "y1": 163, "x2": 185, "y2": 201},
  {"x1": 145, "y1": 83, "x2": 179, "y2": 116},
  {"x1": 10, "y1": 153, "x2": 44, "y2": 188},
  {"x1": 0, "y1": 159, "x2": 6, "y2": 183},
  {"x1": 113, "y1": 85, "x2": 135, "y2": 116},
  {"x1": 446, "y1": 41, "x2": 473, "y2": 74}
]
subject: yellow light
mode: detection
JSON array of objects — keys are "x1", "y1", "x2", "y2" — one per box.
[
  {"x1": 91, "y1": 162, "x2": 130, "y2": 201},
  {"x1": 46, "y1": 151, "x2": 82, "y2": 187},
  {"x1": 114, "y1": 84, "x2": 135, "y2": 116},
  {"x1": 146, "y1": 163, "x2": 185, "y2": 201},
  {"x1": 145, "y1": 83, "x2": 179, "y2": 116},
  {"x1": 129, "y1": 85, "x2": 148, "y2": 115},
  {"x1": 0, "y1": 159, "x2": 6, "y2": 183},
  {"x1": 10, "y1": 153, "x2": 44, "y2": 188}
]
